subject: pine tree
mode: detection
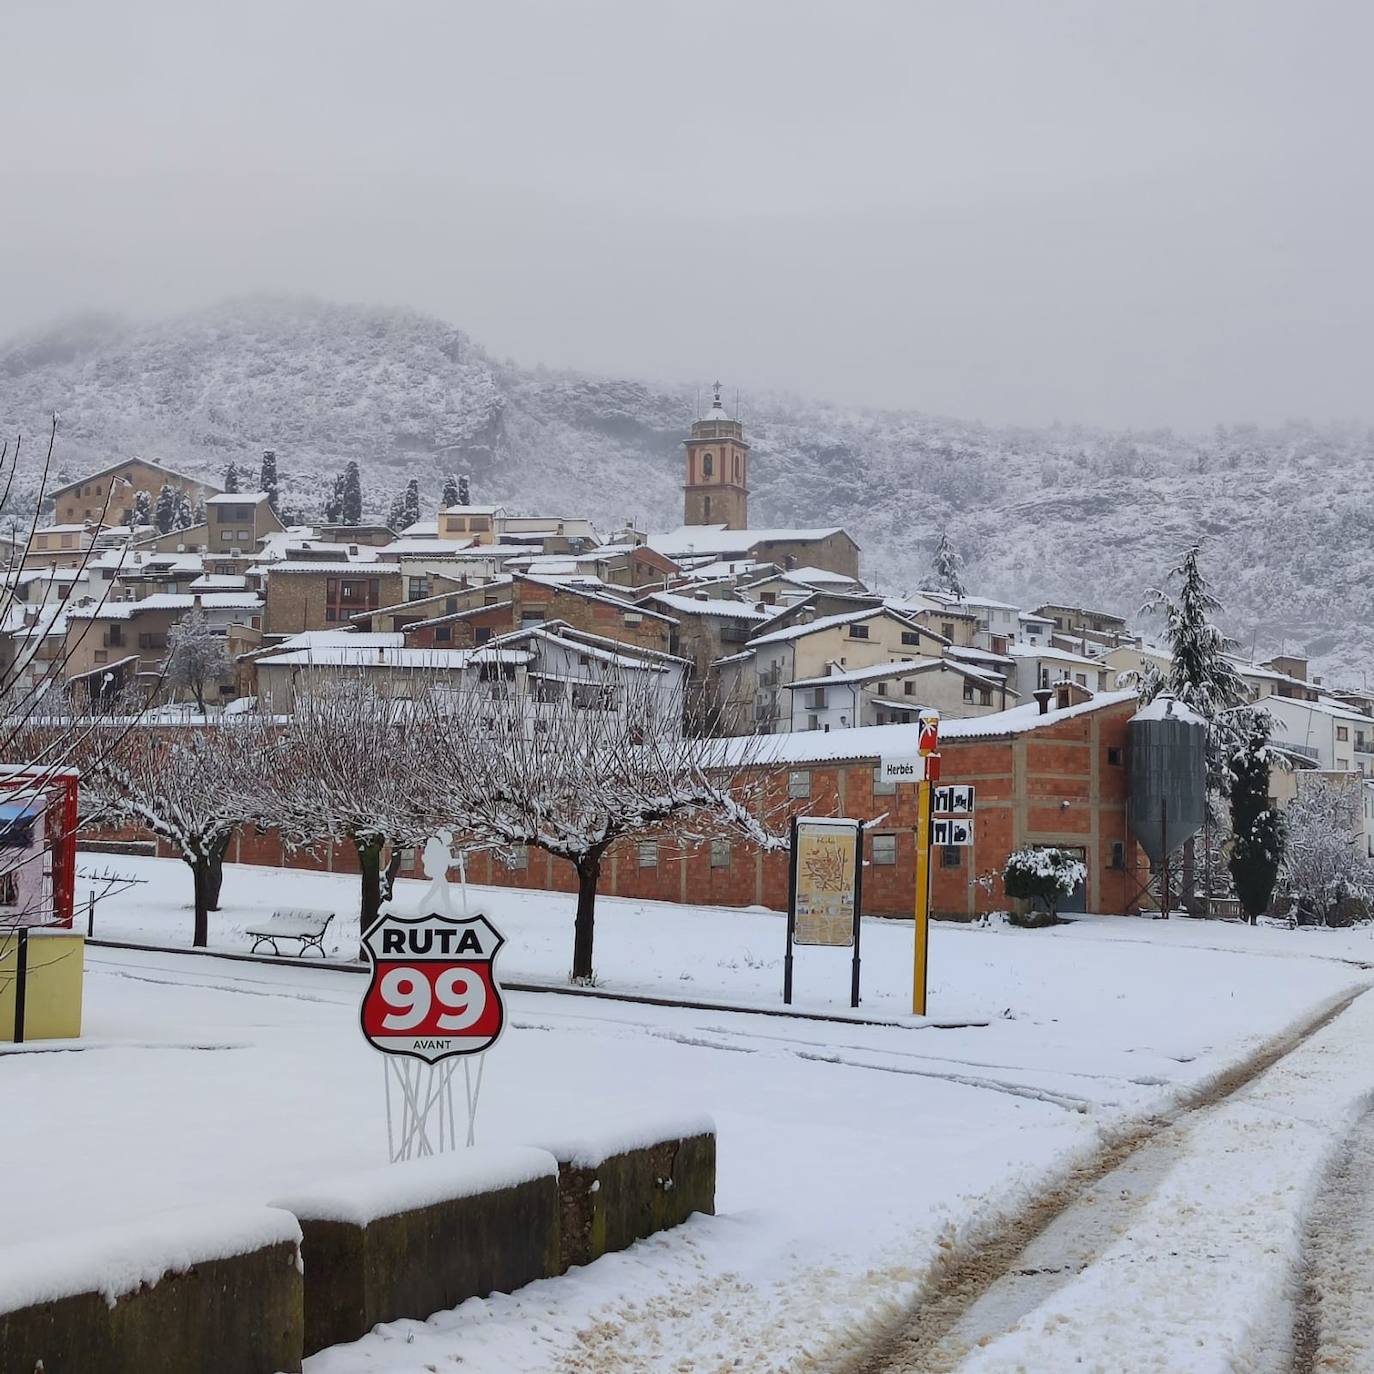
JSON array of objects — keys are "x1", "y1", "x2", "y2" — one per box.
[
  {"x1": 154, "y1": 483, "x2": 178, "y2": 534},
  {"x1": 223, "y1": 462, "x2": 240, "y2": 494},
  {"x1": 926, "y1": 529, "x2": 966, "y2": 598},
  {"x1": 1227, "y1": 710, "x2": 1283, "y2": 924},
  {"x1": 386, "y1": 494, "x2": 407, "y2": 531},
  {"x1": 193, "y1": 495, "x2": 207, "y2": 527},
  {"x1": 132, "y1": 490, "x2": 153, "y2": 527},
  {"x1": 442, "y1": 474, "x2": 460, "y2": 508},
  {"x1": 1141, "y1": 544, "x2": 1247, "y2": 723},
  {"x1": 260, "y1": 450, "x2": 279, "y2": 513},
  {"x1": 402, "y1": 478, "x2": 420, "y2": 529},
  {"x1": 341, "y1": 461, "x2": 362, "y2": 526},
  {"x1": 174, "y1": 490, "x2": 195, "y2": 530},
  {"x1": 324, "y1": 474, "x2": 345, "y2": 524},
  {"x1": 458, "y1": 473, "x2": 471, "y2": 506}
]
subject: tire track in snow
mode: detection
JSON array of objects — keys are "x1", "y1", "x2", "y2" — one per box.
[
  {"x1": 828, "y1": 982, "x2": 1371, "y2": 1374},
  {"x1": 1291, "y1": 1098, "x2": 1374, "y2": 1374}
]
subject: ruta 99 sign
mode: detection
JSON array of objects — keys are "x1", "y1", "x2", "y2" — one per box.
[{"x1": 360, "y1": 911, "x2": 507, "y2": 1063}]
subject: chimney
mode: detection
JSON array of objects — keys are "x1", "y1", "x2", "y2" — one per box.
[
  {"x1": 1033, "y1": 688, "x2": 1053, "y2": 715},
  {"x1": 1055, "y1": 681, "x2": 1072, "y2": 711}
]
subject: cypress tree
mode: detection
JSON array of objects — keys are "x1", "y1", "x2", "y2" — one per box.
[
  {"x1": 324, "y1": 473, "x2": 345, "y2": 524},
  {"x1": 154, "y1": 483, "x2": 178, "y2": 534},
  {"x1": 1227, "y1": 710, "x2": 1283, "y2": 923},
  {"x1": 402, "y1": 478, "x2": 420, "y2": 528},
  {"x1": 223, "y1": 462, "x2": 240, "y2": 494},
  {"x1": 458, "y1": 473, "x2": 471, "y2": 506},
  {"x1": 341, "y1": 461, "x2": 362, "y2": 527},
  {"x1": 442, "y1": 474, "x2": 460, "y2": 507},
  {"x1": 132, "y1": 490, "x2": 153, "y2": 527},
  {"x1": 260, "y1": 450, "x2": 279, "y2": 513}
]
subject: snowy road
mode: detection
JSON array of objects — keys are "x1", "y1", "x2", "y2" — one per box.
[{"x1": 8, "y1": 857, "x2": 1374, "y2": 1371}]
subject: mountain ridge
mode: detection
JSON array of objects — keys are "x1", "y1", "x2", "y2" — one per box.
[{"x1": 2, "y1": 296, "x2": 1370, "y2": 682}]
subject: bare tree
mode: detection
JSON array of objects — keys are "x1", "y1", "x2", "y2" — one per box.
[
  {"x1": 262, "y1": 674, "x2": 434, "y2": 939},
  {"x1": 88, "y1": 716, "x2": 279, "y2": 946},
  {"x1": 1280, "y1": 776, "x2": 1371, "y2": 926},
  {"x1": 164, "y1": 608, "x2": 232, "y2": 714},
  {"x1": 420, "y1": 672, "x2": 782, "y2": 982}
]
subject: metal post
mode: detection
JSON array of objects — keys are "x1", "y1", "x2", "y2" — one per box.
[
  {"x1": 1160, "y1": 796, "x2": 1170, "y2": 920},
  {"x1": 87, "y1": 892, "x2": 95, "y2": 938},
  {"x1": 850, "y1": 824, "x2": 863, "y2": 1009},
  {"x1": 783, "y1": 816, "x2": 798, "y2": 1004},
  {"x1": 13, "y1": 929, "x2": 29, "y2": 1044},
  {"x1": 913, "y1": 777, "x2": 933, "y2": 1015}
]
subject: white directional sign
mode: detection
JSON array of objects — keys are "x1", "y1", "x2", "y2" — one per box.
[
  {"x1": 879, "y1": 755, "x2": 926, "y2": 785},
  {"x1": 933, "y1": 785, "x2": 975, "y2": 814},
  {"x1": 932, "y1": 817, "x2": 973, "y2": 847}
]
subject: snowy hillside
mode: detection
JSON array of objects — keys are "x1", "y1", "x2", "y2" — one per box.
[{"x1": 3, "y1": 297, "x2": 1371, "y2": 680}]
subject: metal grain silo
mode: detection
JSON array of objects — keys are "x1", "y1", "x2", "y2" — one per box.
[{"x1": 1128, "y1": 695, "x2": 1207, "y2": 866}]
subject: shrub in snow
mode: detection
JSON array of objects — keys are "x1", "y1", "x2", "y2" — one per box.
[
  {"x1": 1003, "y1": 847, "x2": 1085, "y2": 926},
  {"x1": 1280, "y1": 776, "x2": 1373, "y2": 927}
]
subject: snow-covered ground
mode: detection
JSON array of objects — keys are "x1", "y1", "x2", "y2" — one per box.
[{"x1": 1, "y1": 855, "x2": 1370, "y2": 1371}]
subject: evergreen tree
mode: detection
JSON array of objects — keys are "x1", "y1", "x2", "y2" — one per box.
[
  {"x1": 259, "y1": 450, "x2": 279, "y2": 513},
  {"x1": 1227, "y1": 710, "x2": 1283, "y2": 924},
  {"x1": 402, "y1": 478, "x2": 420, "y2": 529},
  {"x1": 926, "y1": 529, "x2": 966, "y2": 598},
  {"x1": 193, "y1": 495, "x2": 207, "y2": 527},
  {"x1": 174, "y1": 490, "x2": 195, "y2": 530},
  {"x1": 324, "y1": 473, "x2": 345, "y2": 524},
  {"x1": 458, "y1": 473, "x2": 471, "y2": 506},
  {"x1": 131, "y1": 490, "x2": 153, "y2": 527},
  {"x1": 223, "y1": 462, "x2": 240, "y2": 494},
  {"x1": 1141, "y1": 544, "x2": 1247, "y2": 722},
  {"x1": 442, "y1": 474, "x2": 460, "y2": 508},
  {"x1": 386, "y1": 494, "x2": 408, "y2": 531},
  {"x1": 154, "y1": 483, "x2": 178, "y2": 534},
  {"x1": 341, "y1": 461, "x2": 362, "y2": 526}
]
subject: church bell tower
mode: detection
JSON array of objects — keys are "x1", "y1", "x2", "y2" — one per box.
[{"x1": 683, "y1": 381, "x2": 749, "y2": 530}]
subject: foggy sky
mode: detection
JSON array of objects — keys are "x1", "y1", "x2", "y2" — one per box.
[{"x1": 2, "y1": 0, "x2": 1371, "y2": 430}]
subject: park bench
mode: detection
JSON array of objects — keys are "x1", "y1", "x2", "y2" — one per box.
[{"x1": 246, "y1": 908, "x2": 335, "y2": 958}]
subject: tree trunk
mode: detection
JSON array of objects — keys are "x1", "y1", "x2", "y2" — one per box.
[
  {"x1": 206, "y1": 835, "x2": 229, "y2": 910},
  {"x1": 191, "y1": 857, "x2": 212, "y2": 948},
  {"x1": 571, "y1": 851, "x2": 605, "y2": 984},
  {"x1": 355, "y1": 835, "x2": 386, "y2": 932},
  {"x1": 1181, "y1": 836, "x2": 1197, "y2": 915},
  {"x1": 382, "y1": 845, "x2": 403, "y2": 905}
]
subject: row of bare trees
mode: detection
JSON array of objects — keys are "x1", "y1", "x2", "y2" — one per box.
[{"x1": 70, "y1": 673, "x2": 782, "y2": 980}]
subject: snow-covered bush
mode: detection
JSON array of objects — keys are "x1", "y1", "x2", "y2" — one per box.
[
  {"x1": 1280, "y1": 777, "x2": 1372, "y2": 927},
  {"x1": 1002, "y1": 847, "x2": 1086, "y2": 926}
]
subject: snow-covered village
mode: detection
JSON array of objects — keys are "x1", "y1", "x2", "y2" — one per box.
[{"x1": 4, "y1": 5, "x2": 1374, "y2": 1373}]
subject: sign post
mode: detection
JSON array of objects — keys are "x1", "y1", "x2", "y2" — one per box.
[
  {"x1": 912, "y1": 710, "x2": 940, "y2": 1017},
  {"x1": 361, "y1": 834, "x2": 507, "y2": 1161},
  {"x1": 784, "y1": 816, "x2": 864, "y2": 1008}
]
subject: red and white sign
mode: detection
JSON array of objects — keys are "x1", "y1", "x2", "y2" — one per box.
[
  {"x1": 360, "y1": 910, "x2": 506, "y2": 1063},
  {"x1": 917, "y1": 709, "x2": 940, "y2": 757}
]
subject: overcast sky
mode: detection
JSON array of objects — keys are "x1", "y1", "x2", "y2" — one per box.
[{"x1": 2, "y1": 0, "x2": 1370, "y2": 430}]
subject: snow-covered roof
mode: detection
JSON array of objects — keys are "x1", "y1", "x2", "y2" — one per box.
[
  {"x1": 67, "y1": 592, "x2": 261, "y2": 620},
  {"x1": 786, "y1": 656, "x2": 945, "y2": 688},
  {"x1": 261, "y1": 631, "x2": 406, "y2": 653},
  {"x1": 748, "y1": 606, "x2": 916, "y2": 648},
  {"x1": 263, "y1": 562, "x2": 402, "y2": 575},
  {"x1": 1268, "y1": 694, "x2": 1374, "y2": 726},
  {"x1": 647, "y1": 525, "x2": 847, "y2": 558},
  {"x1": 207, "y1": 491, "x2": 270, "y2": 506},
  {"x1": 1132, "y1": 694, "x2": 1206, "y2": 726},
  {"x1": 383, "y1": 538, "x2": 481, "y2": 556},
  {"x1": 1006, "y1": 643, "x2": 1103, "y2": 668},
  {"x1": 518, "y1": 574, "x2": 677, "y2": 622},
  {"x1": 440, "y1": 504, "x2": 503, "y2": 516},
  {"x1": 188, "y1": 574, "x2": 248, "y2": 591},
  {"x1": 948, "y1": 645, "x2": 1015, "y2": 666},
  {"x1": 644, "y1": 592, "x2": 771, "y2": 621},
  {"x1": 256, "y1": 646, "x2": 480, "y2": 670},
  {"x1": 35, "y1": 524, "x2": 91, "y2": 535},
  {"x1": 482, "y1": 622, "x2": 688, "y2": 671},
  {"x1": 705, "y1": 690, "x2": 1138, "y2": 767}
]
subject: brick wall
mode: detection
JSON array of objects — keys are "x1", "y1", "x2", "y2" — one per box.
[{"x1": 92, "y1": 700, "x2": 1142, "y2": 922}]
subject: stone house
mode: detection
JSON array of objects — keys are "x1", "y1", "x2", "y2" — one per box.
[{"x1": 49, "y1": 458, "x2": 219, "y2": 528}]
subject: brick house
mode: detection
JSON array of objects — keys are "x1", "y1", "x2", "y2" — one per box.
[
  {"x1": 49, "y1": 458, "x2": 219, "y2": 529},
  {"x1": 261, "y1": 562, "x2": 404, "y2": 637}
]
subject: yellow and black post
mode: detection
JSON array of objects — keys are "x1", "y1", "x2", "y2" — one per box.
[{"x1": 912, "y1": 709, "x2": 940, "y2": 1017}]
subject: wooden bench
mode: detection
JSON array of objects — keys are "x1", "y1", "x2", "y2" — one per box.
[{"x1": 247, "y1": 909, "x2": 335, "y2": 958}]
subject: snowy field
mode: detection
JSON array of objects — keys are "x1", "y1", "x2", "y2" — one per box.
[{"x1": 1, "y1": 854, "x2": 1370, "y2": 1371}]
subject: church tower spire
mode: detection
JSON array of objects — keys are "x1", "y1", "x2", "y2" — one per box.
[{"x1": 683, "y1": 381, "x2": 749, "y2": 529}]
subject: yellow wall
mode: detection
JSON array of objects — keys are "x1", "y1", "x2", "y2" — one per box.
[{"x1": 0, "y1": 931, "x2": 84, "y2": 1041}]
